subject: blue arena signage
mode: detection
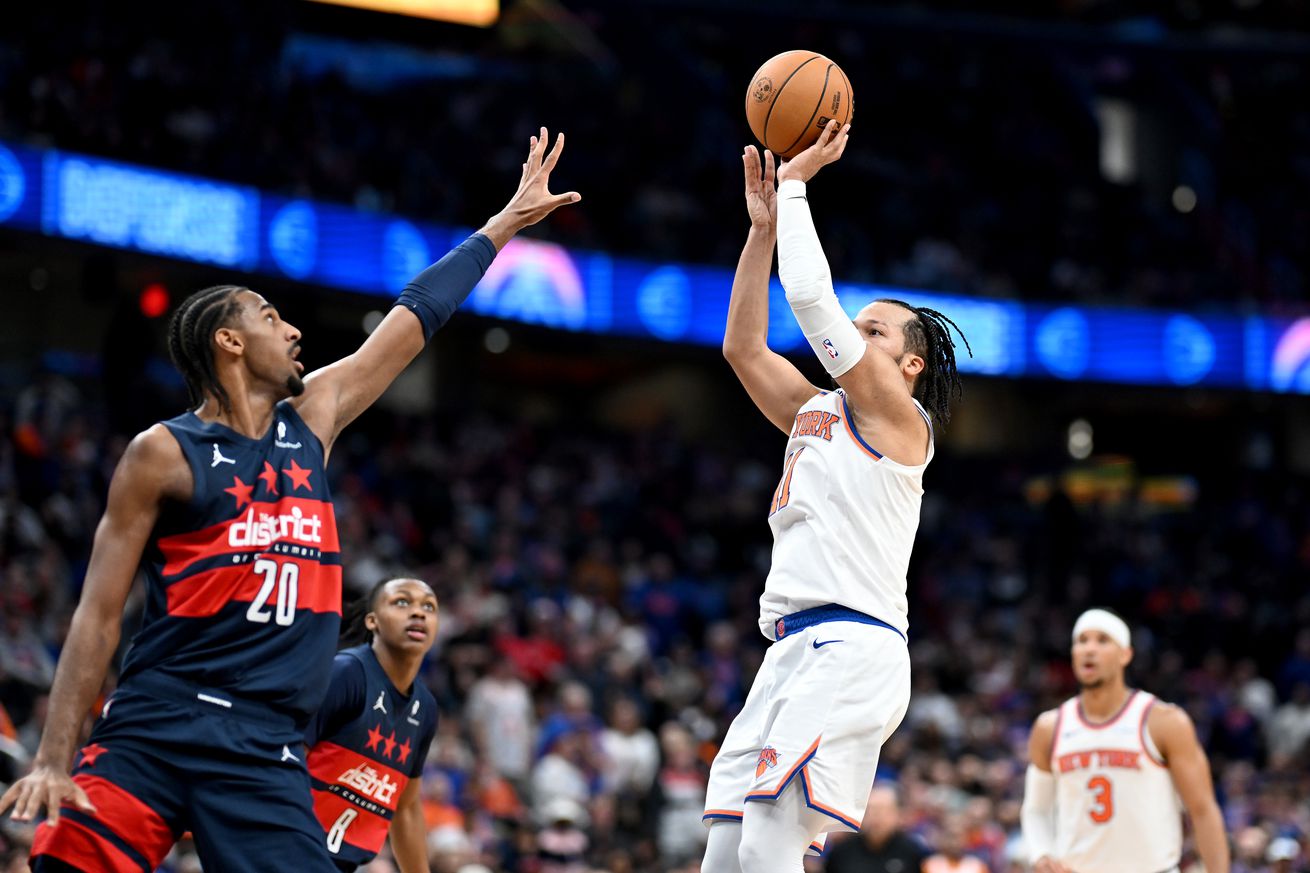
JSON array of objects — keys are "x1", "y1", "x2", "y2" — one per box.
[{"x1": 1, "y1": 140, "x2": 1307, "y2": 394}]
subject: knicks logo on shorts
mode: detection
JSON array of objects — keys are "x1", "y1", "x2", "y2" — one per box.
[{"x1": 756, "y1": 746, "x2": 779, "y2": 778}]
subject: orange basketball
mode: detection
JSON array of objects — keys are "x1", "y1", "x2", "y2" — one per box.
[{"x1": 745, "y1": 51, "x2": 853, "y2": 159}]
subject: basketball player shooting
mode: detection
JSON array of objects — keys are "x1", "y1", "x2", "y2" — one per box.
[
  {"x1": 0, "y1": 129, "x2": 578, "y2": 873},
  {"x1": 1021, "y1": 609, "x2": 1231, "y2": 873},
  {"x1": 702, "y1": 121, "x2": 970, "y2": 873}
]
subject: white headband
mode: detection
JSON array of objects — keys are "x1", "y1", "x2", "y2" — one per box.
[{"x1": 1072, "y1": 609, "x2": 1130, "y2": 649}]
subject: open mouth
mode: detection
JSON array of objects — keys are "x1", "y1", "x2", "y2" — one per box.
[{"x1": 405, "y1": 623, "x2": 428, "y2": 641}]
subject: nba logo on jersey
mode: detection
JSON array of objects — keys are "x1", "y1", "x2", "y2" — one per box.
[
  {"x1": 275, "y1": 421, "x2": 303, "y2": 449},
  {"x1": 822, "y1": 338, "x2": 838, "y2": 359},
  {"x1": 756, "y1": 746, "x2": 779, "y2": 778}
]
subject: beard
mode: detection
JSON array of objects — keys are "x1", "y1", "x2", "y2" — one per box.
[
  {"x1": 286, "y1": 373, "x2": 306, "y2": 397},
  {"x1": 1078, "y1": 677, "x2": 1106, "y2": 690}
]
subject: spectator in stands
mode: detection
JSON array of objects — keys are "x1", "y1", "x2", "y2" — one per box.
[
  {"x1": 924, "y1": 815, "x2": 989, "y2": 873},
  {"x1": 1267, "y1": 684, "x2": 1310, "y2": 769},
  {"x1": 824, "y1": 785, "x2": 927, "y2": 873},
  {"x1": 600, "y1": 698, "x2": 659, "y2": 797},
  {"x1": 466, "y1": 656, "x2": 536, "y2": 785}
]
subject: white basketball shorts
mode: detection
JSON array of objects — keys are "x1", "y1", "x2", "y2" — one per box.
[{"x1": 703, "y1": 617, "x2": 911, "y2": 835}]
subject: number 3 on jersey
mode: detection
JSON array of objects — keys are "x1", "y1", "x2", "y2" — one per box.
[
  {"x1": 248, "y1": 558, "x2": 299, "y2": 626},
  {"x1": 770, "y1": 447, "x2": 807, "y2": 516},
  {"x1": 1087, "y1": 775, "x2": 1114, "y2": 823}
]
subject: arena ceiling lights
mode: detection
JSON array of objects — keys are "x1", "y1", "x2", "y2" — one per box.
[{"x1": 305, "y1": 0, "x2": 498, "y2": 26}]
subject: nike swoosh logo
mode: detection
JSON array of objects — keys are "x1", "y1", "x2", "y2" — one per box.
[{"x1": 813, "y1": 639, "x2": 843, "y2": 649}]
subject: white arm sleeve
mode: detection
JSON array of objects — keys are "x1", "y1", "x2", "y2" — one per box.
[
  {"x1": 1021, "y1": 764, "x2": 1058, "y2": 861},
  {"x1": 776, "y1": 179, "x2": 866, "y2": 378}
]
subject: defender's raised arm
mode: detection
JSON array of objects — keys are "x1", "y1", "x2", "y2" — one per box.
[{"x1": 294, "y1": 128, "x2": 581, "y2": 454}]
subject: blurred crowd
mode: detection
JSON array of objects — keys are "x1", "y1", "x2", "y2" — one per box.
[
  {"x1": 0, "y1": 372, "x2": 1308, "y2": 872},
  {"x1": 3, "y1": 0, "x2": 1310, "y2": 308}
]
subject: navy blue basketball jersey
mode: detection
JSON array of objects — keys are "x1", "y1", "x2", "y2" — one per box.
[
  {"x1": 305, "y1": 645, "x2": 437, "y2": 867},
  {"x1": 118, "y1": 402, "x2": 342, "y2": 722}
]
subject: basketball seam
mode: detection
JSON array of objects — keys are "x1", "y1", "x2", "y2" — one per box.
[
  {"x1": 836, "y1": 65, "x2": 853, "y2": 125},
  {"x1": 778, "y1": 63, "x2": 833, "y2": 158},
  {"x1": 762, "y1": 55, "x2": 822, "y2": 154}
]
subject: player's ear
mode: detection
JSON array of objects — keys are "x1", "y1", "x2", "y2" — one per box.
[
  {"x1": 214, "y1": 326, "x2": 244, "y2": 357},
  {"x1": 1121, "y1": 646, "x2": 1134, "y2": 668},
  {"x1": 901, "y1": 353, "x2": 924, "y2": 377}
]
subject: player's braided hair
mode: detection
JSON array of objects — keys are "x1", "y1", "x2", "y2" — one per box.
[
  {"x1": 877, "y1": 299, "x2": 972, "y2": 427},
  {"x1": 340, "y1": 578, "x2": 395, "y2": 647},
  {"x1": 167, "y1": 285, "x2": 245, "y2": 413}
]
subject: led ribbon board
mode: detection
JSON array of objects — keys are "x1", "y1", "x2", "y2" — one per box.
[{"x1": 0, "y1": 141, "x2": 1306, "y2": 394}]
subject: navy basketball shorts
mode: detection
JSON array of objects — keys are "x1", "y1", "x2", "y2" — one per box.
[{"x1": 30, "y1": 674, "x2": 338, "y2": 873}]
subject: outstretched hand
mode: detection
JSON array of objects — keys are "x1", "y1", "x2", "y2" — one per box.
[
  {"x1": 742, "y1": 145, "x2": 777, "y2": 230},
  {"x1": 481, "y1": 127, "x2": 581, "y2": 249},
  {"x1": 777, "y1": 120, "x2": 850, "y2": 185},
  {"x1": 0, "y1": 763, "x2": 96, "y2": 826}
]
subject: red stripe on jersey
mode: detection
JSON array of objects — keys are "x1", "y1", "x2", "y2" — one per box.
[
  {"x1": 312, "y1": 788, "x2": 392, "y2": 854},
  {"x1": 166, "y1": 560, "x2": 342, "y2": 617},
  {"x1": 31, "y1": 817, "x2": 148, "y2": 873},
  {"x1": 308, "y1": 741, "x2": 409, "y2": 813},
  {"x1": 158, "y1": 497, "x2": 339, "y2": 576}
]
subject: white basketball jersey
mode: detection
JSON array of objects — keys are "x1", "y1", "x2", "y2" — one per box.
[
  {"x1": 758, "y1": 389, "x2": 932, "y2": 639},
  {"x1": 1050, "y1": 691, "x2": 1182, "y2": 873}
]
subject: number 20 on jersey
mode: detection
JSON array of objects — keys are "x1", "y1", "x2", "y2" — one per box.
[{"x1": 247, "y1": 558, "x2": 299, "y2": 626}]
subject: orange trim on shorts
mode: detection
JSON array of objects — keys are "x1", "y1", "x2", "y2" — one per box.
[
  {"x1": 744, "y1": 736, "x2": 822, "y2": 801},
  {"x1": 701, "y1": 809, "x2": 824, "y2": 854},
  {"x1": 799, "y1": 769, "x2": 862, "y2": 830}
]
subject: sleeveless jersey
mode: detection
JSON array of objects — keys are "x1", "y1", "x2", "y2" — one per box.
[
  {"x1": 118, "y1": 402, "x2": 341, "y2": 722},
  {"x1": 305, "y1": 645, "x2": 437, "y2": 866},
  {"x1": 759, "y1": 390, "x2": 933, "y2": 638},
  {"x1": 1049, "y1": 690, "x2": 1182, "y2": 873}
]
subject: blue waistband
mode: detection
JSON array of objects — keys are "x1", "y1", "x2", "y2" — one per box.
[{"x1": 773, "y1": 604, "x2": 904, "y2": 642}]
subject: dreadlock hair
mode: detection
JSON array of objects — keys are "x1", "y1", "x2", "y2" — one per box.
[
  {"x1": 167, "y1": 285, "x2": 245, "y2": 413},
  {"x1": 340, "y1": 578, "x2": 394, "y2": 648},
  {"x1": 877, "y1": 299, "x2": 972, "y2": 427}
]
